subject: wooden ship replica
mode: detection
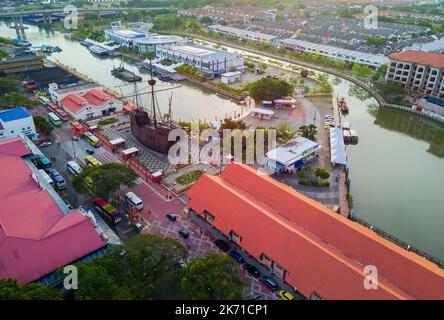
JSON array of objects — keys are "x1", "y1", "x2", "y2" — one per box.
[{"x1": 124, "y1": 60, "x2": 180, "y2": 154}]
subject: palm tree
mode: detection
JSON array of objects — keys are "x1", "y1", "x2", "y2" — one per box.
[{"x1": 297, "y1": 124, "x2": 318, "y2": 141}]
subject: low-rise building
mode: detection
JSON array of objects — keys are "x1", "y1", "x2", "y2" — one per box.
[
  {"x1": 186, "y1": 163, "x2": 444, "y2": 300},
  {"x1": 48, "y1": 82, "x2": 100, "y2": 106},
  {"x1": 0, "y1": 107, "x2": 36, "y2": 141},
  {"x1": 208, "y1": 24, "x2": 278, "y2": 44},
  {"x1": 0, "y1": 137, "x2": 107, "y2": 284},
  {"x1": 59, "y1": 88, "x2": 123, "y2": 121},
  {"x1": 104, "y1": 26, "x2": 185, "y2": 53},
  {"x1": 155, "y1": 44, "x2": 243, "y2": 75},
  {"x1": 279, "y1": 38, "x2": 389, "y2": 68},
  {"x1": 0, "y1": 54, "x2": 44, "y2": 75},
  {"x1": 386, "y1": 50, "x2": 444, "y2": 99},
  {"x1": 266, "y1": 137, "x2": 321, "y2": 172},
  {"x1": 221, "y1": 71, "x2": 242, "y2": 84}
]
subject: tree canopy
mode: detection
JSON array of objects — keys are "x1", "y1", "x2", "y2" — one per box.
[
  {"x1": 72, "y1": 163, "x2": 138, "y2": 199},
  {"x1": 297, "y1": 124, "x2": 318, "y2": 142},
  {"x1": 180, "y1": 253, "x2": 244, "y2": 300},
  {"x1": 33, "y1": 115, "x2": 53, "y2": 138},
  {"x1": 270, "y1": 121, "x2": 297, "y2": 144},
  {"x1": 246, "y1": 77, "x2": 293, "y2": 101},
  {"x1": 0, "y1": 279, "x2": 62, "y2": 300}
]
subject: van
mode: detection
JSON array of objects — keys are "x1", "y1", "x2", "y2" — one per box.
[
  {"x1": 67, "y1": 160, "x2": 83, "y2": 175},
  {"x1": 38, "y1": 169, "x2": 54, "y2": 187},
  {"x1": 48, "y1": 168, "x2": 67, "y2": 190},
  {"x1": 125, "y1": 191, "x2": 144, "y2": 210}
]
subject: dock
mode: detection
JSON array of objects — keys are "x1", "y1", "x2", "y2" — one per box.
[{"x1": 331, "y1": 94, "x2": 350, "y2": 218}]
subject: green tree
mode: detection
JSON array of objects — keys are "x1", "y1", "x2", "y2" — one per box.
[
  {"x1": 0, "y1": 279, "x2": 62, "y2": 300},
  {"x1": 180, "y1": 253, "x2": 244, "y2": 300},
  {"x1": 154, "y1": 14, "x2": 182, "y2": 30},
  {"x1": 271, "y1": 121, "x2": 297, "y2": 144},
  {"x1": 220, "y1": 118, "x2": 247, "y2": 130},
  {"x1": 313, "y1": 167, "x2": 330, "y2": 180},
  {"x1": 297, "y1": 124, "x2": 318, "y2": 141},
  {"x1": 74, "y1": 264, "x2": 131, "y2": 300},
  {"x1": 33, "y1": 115, "x2": 54, "y2": 137},
  {"x1": 0, "y1": 77, "x2": 19, "y2": 94},
  {"x1": 72, "y1": 163, "x2": 138, "y2": 199},
  {"x1": 352, "y1": 64, "x2": 373, "y2": 79},
  {"x1": 0, "y1": 49, "x2": 8, "y2": 58},
  {"x1": 247, "y1": 77, "x2": 293, "y2": 101}
]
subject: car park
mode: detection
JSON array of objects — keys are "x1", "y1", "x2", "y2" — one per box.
[
  {"x1": 244, "y1": 263, "x2": 261, "y2": 278},
  {"x1": 228, "y1": 250, "x2": 245, "y2": 264},
  {"x1": 178, "y1": 230, "x2": 190, "y2": 239},
  {"x1": 278, "y1": 290, "x2": 295, "y2": 300},
  {"x1": 166, "y1": 213, "x2": 177, "y2": 222},
  {"x1": 260, "y1": 276, "x2": 279, "y2": 291},
  {"x1": 214, "y1": 239, "x2": 230, "y2": 252}
]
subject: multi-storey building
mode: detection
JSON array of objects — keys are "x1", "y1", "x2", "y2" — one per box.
[
  {"x1": 386, "y1": 50, "x2": 444, "y2": 99},
  {"x1": 0, "y1": 107, "x2": 36, "y2": 141},
  {"x1": 155, "y1": 44, "x2": 244, "y2": 74},
  {"x1": 0, "y1": 54, "x2": 44, "y2": 75}
]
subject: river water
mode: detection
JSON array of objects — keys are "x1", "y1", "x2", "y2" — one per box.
[{"x1": 2, "y1": 22, "x2": 443, "y2": 261}]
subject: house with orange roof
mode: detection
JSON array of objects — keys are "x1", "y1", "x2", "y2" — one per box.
[
  {"x1": 186, "y1": 163, "x2": 444, "y2": 300},
  {"x1": 59, "y1": 88, "x2": 123, "y2": 121}
]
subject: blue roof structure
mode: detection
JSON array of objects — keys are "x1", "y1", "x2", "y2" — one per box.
[
  {"x1": 0, "y1": 107, "x2": 31, "y2": 122},
  {"x1": 425, "y1": 97, "x2": 444, "y2": 108}
]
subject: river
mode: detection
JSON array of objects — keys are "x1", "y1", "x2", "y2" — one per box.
[{"x1": 2, "y1": 22, "x2": 443, "y2": 261}]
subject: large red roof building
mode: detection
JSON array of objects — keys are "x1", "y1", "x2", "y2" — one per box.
[
  {"x1": 186, "y1": 163, "x2": 444, "y2": 300},
  {"x1": 59, "y1": 88, "x2": 123, "y2": 121},
  {"x1": 0, "y1": 138, "x2": 106, "y2": 284}
]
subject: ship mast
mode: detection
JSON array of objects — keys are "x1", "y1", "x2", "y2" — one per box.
[{"x1": 148, "y1": 58, "x2": 157, "y2": 127}]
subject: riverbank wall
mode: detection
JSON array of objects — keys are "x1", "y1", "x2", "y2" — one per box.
[{"x1": 176, "y1": 32, "x2": 444, "y2": 125}]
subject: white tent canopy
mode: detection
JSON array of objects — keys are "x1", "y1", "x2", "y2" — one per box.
[{"x1": 330, "y1": 128, "x2": 347, "y2": 166}]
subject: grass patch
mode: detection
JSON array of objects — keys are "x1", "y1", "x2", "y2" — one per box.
[
  {"x1": 175, "y1": 170, "x2": 204, "y2": 185},
  {"x1": 97, "y1": 117, "x2": 118, "y2": 127}
]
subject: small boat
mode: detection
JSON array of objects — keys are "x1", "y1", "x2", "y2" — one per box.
[
  {"x1": 338, "y1": 97, "x2": 349, "y2": 114},
  {"x1": 111, "y1": 59, "x2": 142, "y2": 82},
  {"x1": 80, "y1": 40, "x2": 90, "y2": 47},
  {"x1": 52, "y1": 46, "x2": 62, "y2": 52},
  {"x1": 89, "y1": 45, "x2": 108, "y2": 56}
]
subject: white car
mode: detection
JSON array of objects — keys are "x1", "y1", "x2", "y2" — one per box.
[{"x1": 40, "y1": 141, "x2": 52, "y2": 147}]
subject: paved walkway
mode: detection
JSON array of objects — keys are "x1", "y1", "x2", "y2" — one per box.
[{"x1": 120, "y1": 182, "x2": 279, "y2": 300}]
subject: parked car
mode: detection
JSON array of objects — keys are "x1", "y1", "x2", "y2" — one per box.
[
  {"x1": 166, "y1": 213, "x2": 177, "y2": 222},
  {"x1": 213, "y1": 239, "x2": 230, "y2": 252},
  {"x1": 72, "y1": 136, "x2": 79, "y2": 141},
  {"x1": 278, "y1": 290, "x2": 295, "y2": 300},
  {"x1": 228, "y1": 250, "x2": 245, "y2": 264},
  {"x1": 86, "y1": 149, "x2": 94, "y2": 155},
  {"x1": 325, "y1": 114, "x2": 334, "y2": 119},
  {"x1": 47, "y1": 168, "x2": 66, "y2": 190},
  {"x1": 40, "y1": 141, "x2": 52, "y2": 147},
  {"x1": 244, "y1": 263, "x2": 261, "y2": 278},
  {"x1": 178, "y1": 230, "x2": 190, "y2": 239},
  {"x1": 251, "y1": 294, "x2": 262, "y2": 300},
  {"x1": 260, "y1": 276, "x2": 279, "y2": 291}
]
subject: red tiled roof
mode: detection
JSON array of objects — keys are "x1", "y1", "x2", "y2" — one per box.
[
  {"x1": 60, "y1": 93, "x2": 89, "y2": 114},
  {"x1": 83, "y1": 88, "x2": 111, "y2": 106},
  {"x1": 0, "y1": 138, "x2": 106, "y2": 284},
  {"x1": 186, "y1": 163, "x2": 444, "y2": 300},
  {"x1": 60, "y1": 89, "x2": 114, "y2": 114},
  {"x1": 389, "y1": 50, "x2": 444, "y2": 69}
]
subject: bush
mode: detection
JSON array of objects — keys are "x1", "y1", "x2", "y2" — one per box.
[
  {"x1": 175, "y1": 170, "x2": 204, "y2": 185},
  {"x1": 299, "y1": 180, "x2": 330, "y2": 187},
  {"x1": 314, "y1": 167, "x2": 330, "y2": 180}
]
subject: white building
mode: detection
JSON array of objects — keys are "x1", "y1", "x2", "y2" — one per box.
[
  {"x1": 278, "y1": 38, "x2": 389, "y2": 68},
  {"x1": 48, "y1": 82, "x2": 100, "y2": 106},
  {"x1": 221, "y1": 71, "x2": 242, "y2": 84},
  {"x1": 386, "y1": 50, "x2": 444, "y2": 99},
  {"x1": 208, "y1": 24, "x2": 278, "y2": 44},
  {"x1": 0, "y1": 107, "x2": 36, "y2": 141},
  {"x1": 266, "y1": 137, "x2": 321, "y2": 172},
  {"x1": 59, "y1": 88, "x2": 123, "y2": 121},
  {"x1": 104, "y1": 26, "x2": 185, "y2": 53},
  {"x1": 155, "y1": 44, "x2": 244, "y2": 74}
]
